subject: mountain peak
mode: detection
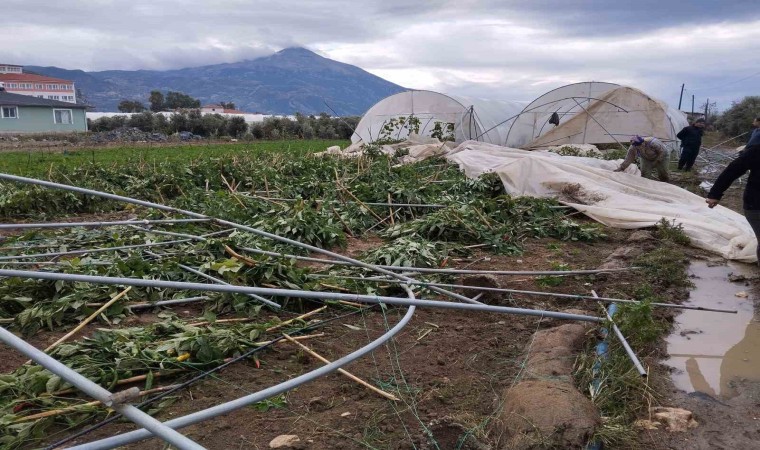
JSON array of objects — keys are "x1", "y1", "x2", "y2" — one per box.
[{"x1": 25, "y1": 50, "x2": 404, "y2": 114}]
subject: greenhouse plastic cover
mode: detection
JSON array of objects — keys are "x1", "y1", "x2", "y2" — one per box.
[
  {"x1": 441, "y1": 141, "x2": 756, "y2": 262},
  {"x1": 506, "y1": 82, "x2": 689, "y2": 152},
  {"x1": 352, "y1": 90, "x2": 525, "y2": 145}
]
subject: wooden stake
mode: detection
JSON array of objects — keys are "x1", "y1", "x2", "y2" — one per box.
[
  {"x1": 223, "y1": 245, "x2": 257, "y2": 267},
  {"x1": 283, "y1": 334, "x2": 399, "y2": 401},
  {"x1": 330, "y1": 205, "x2": 355, "y2": 237},
  {"x1": 13, "y1": 385, "x2": 181, "y2": 423},
  {"x1": 387, "y1": 193, "x2": 395, "y2": 226},
  {"x1": 334, "y1": 168, "x2": 383, "y2": 221},
  {"x1": 188, "y1": 317, "x2": 257, "y2": 327},
  {"x1": 27, "y1": 287, "x2": 132, "y2": 365},
  {"x1": 253, "y1": 332, "x2": 325, "y2": 347},
  {"x1": 266, "y1": 306, "x2": 327, "y2": 332},
  {"x1": 50, "y1": 370, "x2": 184, "y2": 397}
]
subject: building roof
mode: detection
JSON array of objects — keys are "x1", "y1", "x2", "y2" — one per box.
[
  {"x1": 0, "y1": 89, "x2": 88, "y2": 108},
  {"x1": 0, "y1": 73, "x2": 74, "y2": 84}
]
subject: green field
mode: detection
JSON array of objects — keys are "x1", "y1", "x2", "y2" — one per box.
[{"x1": 0, "y1": 139, "x2": 349, "y2": 176}]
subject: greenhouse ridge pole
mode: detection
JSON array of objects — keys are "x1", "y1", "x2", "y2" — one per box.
[{"x1": 0, "y1": 326, "x2": 205, "y2": 450}]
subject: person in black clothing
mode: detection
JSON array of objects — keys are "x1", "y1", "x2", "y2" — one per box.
[
  {"x1": 706, "y1": 142, "x2": 760, "y2": 263},
  {"x1": 677, "y1": 117, "x2": 705, "y2": 171}
]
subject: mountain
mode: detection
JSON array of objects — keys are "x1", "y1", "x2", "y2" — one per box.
[{"x1": 26, "y1": 48, "x2": 405, "y2": 115}]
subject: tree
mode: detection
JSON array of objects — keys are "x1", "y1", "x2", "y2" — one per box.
[
  {"x1": 226, "y1": 116, "x2": 248, "y2": 137},
  {"x1": 165, "y1": 91, "x2": 201, "y2": 110},
  {"x1": 118, "y1": 100, "x2": 146, "y2": 113},
  {"x1": 699, "y1": 100, "x2": 718, "y2": 126},
  {"x1": 220, "y1": 102, "x2": 236, "y2": 110},
  {"x1": 715, "y1": 96, "x2": 760, "y2": 138},
  {"x1": 149, "y1": 91, "x2": 165, "y2": 112}
]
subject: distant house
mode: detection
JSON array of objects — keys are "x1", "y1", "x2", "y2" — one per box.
[
  {"x1": 200, "y1": 104, "x2": 246, "y2": 114},
  {"x1": 0, "y1": 64, "x2": 77, "y2": 103},
  {"x1": 0, "y1": 87, "x2": 88, "y2": 133}
]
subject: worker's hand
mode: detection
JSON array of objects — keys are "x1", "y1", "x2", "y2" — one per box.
[{"x1": 705, "y1": 198, "x2": 719, "y2": 209}]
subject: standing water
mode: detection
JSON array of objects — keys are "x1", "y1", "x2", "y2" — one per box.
[{"x1": 665, "y1": 261, "x2": 760, "y2": 399}]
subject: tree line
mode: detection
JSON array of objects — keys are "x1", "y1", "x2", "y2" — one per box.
[{"x1": 88, "y1": 110, "x2": 360, "y2": 140}]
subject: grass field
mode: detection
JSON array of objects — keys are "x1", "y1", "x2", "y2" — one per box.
[{"x1": 0, "y1": 139, "x2": 349, "y2": 176}]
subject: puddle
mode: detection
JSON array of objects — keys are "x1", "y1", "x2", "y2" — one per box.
[{"x1": 665, "y1": 261, "x2": 760, "y2": 399}]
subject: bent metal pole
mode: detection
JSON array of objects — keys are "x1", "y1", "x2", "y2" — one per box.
[
  {"x1": 0, "y1": 269, "x2": 602, "y2": 323},
  {"x1": 0, "y1": 326, "x2": 205, "y2": 450},
  {"x1": 0, "y1": 173, "x2": 482, "y2": 305}
]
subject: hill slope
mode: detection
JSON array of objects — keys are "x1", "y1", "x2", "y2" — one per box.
[{"x1": 26, "y1": 48, "x2": 404, "y2": 115}]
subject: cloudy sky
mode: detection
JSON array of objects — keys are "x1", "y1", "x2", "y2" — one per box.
[{"x1": 2, "y1": 0, "x2": 758, "y2": 110}]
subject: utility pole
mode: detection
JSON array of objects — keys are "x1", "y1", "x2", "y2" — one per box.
[
  {"x1": 678, "y1": 84, "x2": 685, "y2": 110},
  {"x1": 691, "y1": 95, "x2": 695, "y2": 116}
]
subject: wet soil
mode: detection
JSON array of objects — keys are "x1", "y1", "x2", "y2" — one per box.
[{"x1": 639, "y1": 150, "x2": 760, "y2": 450}]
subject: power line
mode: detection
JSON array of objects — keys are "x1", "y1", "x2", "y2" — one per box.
[{"x1": 688, "y1": 69, "x2": 760, "y2": 92}]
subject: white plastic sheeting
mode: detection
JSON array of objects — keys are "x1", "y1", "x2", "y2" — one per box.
[
  {"x1": 506, "y1": 82, "x2": 689, "y2": 152},
  {"x1": 352, "y1": 90, "x2": 525, "y2": 145},
  {"x1": 444, "y1": 141, "x2": 756, "y2": 262}
]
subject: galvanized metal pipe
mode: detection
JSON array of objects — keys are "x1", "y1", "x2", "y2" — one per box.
[
  {"x1": 0, "y1": 326, "x2": 206, "y2": 450},
  {"x1": 0, "y1": 238, "x2": 194, "y2": 262},
  {"x1": 0, "y1": 173, "x2": 483, "y2": 305},
  {"x1": 0, "y1": 218, "x2": 209, "y2": 230},
  {"x1": 239, "y1": 246, "x2": 636, "y2": 276},
  {"x1": 0, "y1": 269, "x2": 602, "y2": 323},
  {"x1": 174, "y1": 263, "x2": 280, "y2": 309},
  {"x1": 592, "y1": 291, "x2": 647, "y2": 377},
  {"x1": 309, "y1": 273, "x2": 737, "y2": 313}
]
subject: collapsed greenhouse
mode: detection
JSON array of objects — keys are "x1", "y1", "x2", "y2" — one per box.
[{"x1": 505, "y1": 82, "x2": 690, "y2": 151}]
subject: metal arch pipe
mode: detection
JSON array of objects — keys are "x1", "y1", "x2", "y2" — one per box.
[
  {"x1": 310, "y1": 273, "x2": 737, "y2": 314},
  {"x1": 0, "y1": 173, "x2": 483, "y2": 305},
  {"x1": 0, "y1": 326, "x2": 206, "y2": 450},
  {"x1": 0, "y1": 218, "x2": 210, "y2": 230},
  {"x1": 0, "y1": 269, "x2": 602, "y2": 323},
  {"x1": 0, "y1": 239, "x2": 194, "y2": 262},
  {"x1": 239, "y1": 246, "x2": 636, "y2": 276},
  {"x1": 67, "y1": 289, "x2": 419, "y2": 450},
  {"x1": 174, "y1": 263, "x2": 281, "y2": 309}
]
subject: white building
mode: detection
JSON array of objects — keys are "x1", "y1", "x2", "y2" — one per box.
[{"x1": 0, "y1": 64, "x2": 77, "y2": 104}]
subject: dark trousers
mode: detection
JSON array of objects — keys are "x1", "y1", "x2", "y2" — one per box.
[
  {"x1": 678, "y1": 146, "x2": 700, "y2": 171},
  {"x1": 745, "y1": 209, "x2": 760, "y2": 264}
]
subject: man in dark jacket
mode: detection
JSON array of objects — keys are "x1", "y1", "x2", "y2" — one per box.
[
  {"x1": 747, "y1": 117, "x2": 760, "y2": 147},
  {"x1": 677, "y1": 117, "x2": 705, "y2": 171},
  {"x1": 706, "y1": 142, "x2": 760, "y2": 263}
]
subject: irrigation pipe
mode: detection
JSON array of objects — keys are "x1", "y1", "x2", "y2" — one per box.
[
  {"x1": 239, "y1": 246, "x2": 637, "y2": 276},
  {"x1": 592, "y1": 291, "x2": 647, "y2": 376},
  {"x1": 0, "y1": 173, "x2": 483, "y2": 305},
  {"x1": 66, "y1": 293, "x2": 417, "y2": 450},
  {"x1": 0, "y1": 269, "x2": 601, "y2": 322},
  {"x1": 307, "y1": 274, "x2": 736, "y2": 313},
  {"x1": 46, "y1": 306, "x2": 375, "y2": 450},
  {"x1": 0, "y1": 326, "x2": 206, "y2": 450},
  {"x1": 0, "y1": 218, "x2": 209, "y2": 230}
]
